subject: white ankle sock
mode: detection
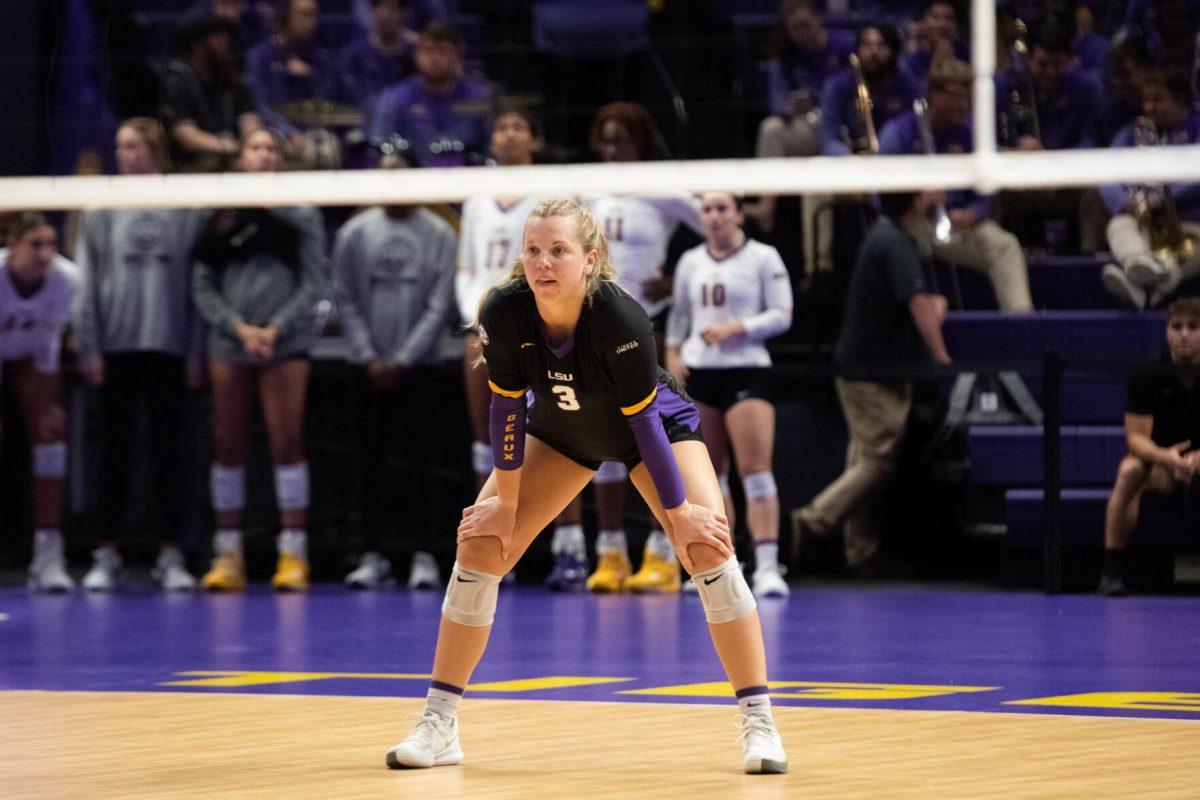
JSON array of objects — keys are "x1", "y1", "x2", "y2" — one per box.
[
  {"x1": 736, "y1": 687, "x2": 773, "y2": 718},
  {"x1": 278, "y1": 528, "x2": 307, "y2": 558},
  {"x1": 426, "y1": 682, "x2": 464, "y2": 720},
  {"x1": 214, "y1": 529, "x2": 243, "y2": 555},
  {"x1": 552, "y1": 524, "x2": 584, "y2": 556},
  {"x1": 646, "y1": 530, "x2": 676, "y2": 562},
  {"x1": 754, "y1": 540, "x2": 779, "y2": 570},
  {"x1": 596, "y1": 529, "x2": 627, "y2": 557}
]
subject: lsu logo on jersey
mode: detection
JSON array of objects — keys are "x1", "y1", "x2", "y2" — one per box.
[{"x1": 547, "y1": 370, "x2": 574, "y2": 382}]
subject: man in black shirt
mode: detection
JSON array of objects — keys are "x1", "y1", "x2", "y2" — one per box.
[
  {"x1": 795, "y1": 191, "x2": 951, "y2": 573},
  {"x1": 159, "y1": 16, "x2": 262, "y2": 172},
  {"x1": 1102, "y1": 296, "x2": 1200, "y2": 595}
]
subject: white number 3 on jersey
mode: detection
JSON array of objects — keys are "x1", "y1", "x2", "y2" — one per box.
[{"x1": 552, "y1": 385, "x2": 580, "y2": 411}]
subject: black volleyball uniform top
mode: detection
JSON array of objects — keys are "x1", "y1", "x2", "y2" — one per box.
[{"x1": 478, "y1": 280, "x2": 700, "y2": 470}]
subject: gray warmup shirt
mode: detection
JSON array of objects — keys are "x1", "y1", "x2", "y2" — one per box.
[
  {"x1": 74, "y1": 208, "x2": 205, "y2": 361},
  {"x1": 192, "y1": 206, "x2": 325, "y2": 362},
  {"x1": 332, "y1": 207, "x2": 456, "y2": 366}
]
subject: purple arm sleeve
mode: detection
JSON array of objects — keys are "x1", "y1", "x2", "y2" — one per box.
[
  {"x1": 626, "y1": 394, "x2": 687, "y2": 510},
  {"x1": 490, "y1": 393, "x2": 527, "y2": 470}
]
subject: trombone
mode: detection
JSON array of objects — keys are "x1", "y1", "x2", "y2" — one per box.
[
  {"x1": 847, "y1": 53, "x2": 879, "y2": 154},
  {"x1": 1129, "y1": 116, "x2": 1200, "y2": 268},
  {"x1": 913, "y1": 98, "x2": 957, "y2": 244}
]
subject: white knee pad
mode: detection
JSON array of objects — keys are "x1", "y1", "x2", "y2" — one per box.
[
  {"x1": 742, "y1": 471, "x2": 778, "y2": 501},
  {"x1": 472, "y1": 441, "x2": 492, "y2": 476},
  {"x1": 274, "y1": 462, "x2": 309, "y2": 511},
  {"x1": 717, "y1": 473, "x2": 731, "y2": 496},
  {"x1": 210, "y1": 464, "x2": 246, "y2": 512},
  {"x1": 32, "y1": 442, "x2": 67, "y2": 478},
  {"x1": 592, "y1": 461, "x2": 628, "y2": 485},
  {"x1": 442, "y1": 562, "x2": 503, "y2": 626},
  {"x1": 692, "y1": 557, "x2": 757, "y2": 624}
]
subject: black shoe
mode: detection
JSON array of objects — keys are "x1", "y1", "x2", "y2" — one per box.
[{"x1": 1099, "y1": 572, "x2": 1128, "y2": 596}]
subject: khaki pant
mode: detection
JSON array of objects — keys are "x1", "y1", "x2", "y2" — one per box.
[
  {"x1": 1107, "y1": 213, "x2": 1200, "y2": 287},
  {"x1": 755, "y1": 115, "x2": 833, "y2": 275},
  {"x1": 805, "y1": 378, "x2": 912, "y2": 567},
  {"x1": 917, "y1": 218, "x2": 1033, "y2": 312}
]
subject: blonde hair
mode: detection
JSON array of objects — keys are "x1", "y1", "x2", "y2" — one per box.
[{"x1": 471, "y1": 198, "x2": 620, "y2": 362}]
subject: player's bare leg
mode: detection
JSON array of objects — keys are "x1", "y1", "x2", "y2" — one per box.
[{"x1": 727, "y1": 399, "x2": 787, "y2": 597}]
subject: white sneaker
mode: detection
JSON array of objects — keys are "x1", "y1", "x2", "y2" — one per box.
[
  {"x1": 153, "y1": 549, "x2": 197, "y2": 592},
  {"x1": 1126, "y1": 255, "x2": 1168, "y2": 287},
  {"x1": 344, "y1": 552, "x2": 395, "y2": 590},
  {"x1": 407, "y1": 551, "x2": 442, "y2": 590},
  {"x1": 83, "y1": 546, "x2": 122, "y2": 592},
  {"x1": 27, "y1": 532, "x2": 74, "y2": 593},
  {"x1": 752, "y1": 563, "x2": 790, "y2": 598},
  {"x1": 1101, "y1": 263, "x2": 1146, "y2": 309},
  {"x1": 386, "y1": 710, "x2": 463, "y2": 769},
  {"x1": 739, "y1": 713, "x2": 788, "y2": 774}
]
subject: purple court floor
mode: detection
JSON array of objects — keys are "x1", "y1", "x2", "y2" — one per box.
[{"x1": 1, "y1": 584, "x2": 1198, "y2": 721}]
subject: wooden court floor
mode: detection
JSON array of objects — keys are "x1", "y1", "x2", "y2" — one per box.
[{"x1": 1, "y1": 691, "x2": 1196, "y2": 799}]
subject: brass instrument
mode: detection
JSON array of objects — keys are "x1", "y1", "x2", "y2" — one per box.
[
  {"x1": 1001, "y1": 18, "x2": 1041, "y2": 146},
  {"x1": 913, "y1": 98, "x2": 957, "y2": 244},
  {"x1": 1129, "y1": 116, "x2": 1200, "y2": 267},
  {"x1": 848, "y1": 53, "x2": 879, "y2": 154}
]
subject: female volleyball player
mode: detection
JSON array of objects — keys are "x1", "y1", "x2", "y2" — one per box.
[
  {"x1": 192, "y1": 128, "x2": 325, "y2": 592},
  {"x1": 583, "y1": 102, "x2": 703, "y2": 594},
  {"x1": 385, "y1": 198, "x2": 788, "y2": 775},
  {"x1": 0, "y1": 213, "x2": 79, "y2": 592},
  {"x1": 666, "y1": 192, "x2": 794, "y2": 598},
  {"x1": 75, "y1": 118, "x2": 204, "y2": 592}
]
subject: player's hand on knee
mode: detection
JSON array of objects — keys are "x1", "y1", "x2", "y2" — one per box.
[
  {"x1": 457, "y1": 496, "x2": 517, "y2": 560},
  {"x1": 1166, "y1": 440, "x2": 1193, "y2": 483},
  {"x1": 665, "y1": 502, "x2": 733, "y2": 573}
]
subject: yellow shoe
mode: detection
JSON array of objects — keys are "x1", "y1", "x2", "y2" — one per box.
[
  {"x1": 586, "y1": 550, "x2": 632, "y2": 593},
  {"x1": 201, "y1": 552, "x2": 246, "y2": 592},
  {"x1": 271, "y1": 553, "x2": 310, "y2": 592},
  {"x1": 623, "y1": 549, "x2": 681, "y2": 594}
]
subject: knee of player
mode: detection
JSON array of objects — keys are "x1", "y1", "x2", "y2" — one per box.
[
  {"x1": 690, "y1": 557, "x2": 756, "y2": 624},
  {"x1": 441, "y1": 561, "x2": 504, "y2": 627},
  {"x1": 682, "y1": 541, "x2": 733, "y2": 576},
  {"x1": 455, "y1": 536, "x2": 511, "y2": 576},
  {"x1": 1115, "y1": 455, "x2": 1149, "y2": 487},
  {"x1": 32, "y1": 441, "x2": 67, "y2": 479},
  {"x1": 739, "y1": 469, "x2": 778, "y2": 501}
]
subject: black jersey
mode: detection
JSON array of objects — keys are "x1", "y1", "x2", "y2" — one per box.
[{"x1": 478, "y1": 279, "x2": 699, "y2": 467}]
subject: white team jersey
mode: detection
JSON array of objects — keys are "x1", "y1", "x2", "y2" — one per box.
[
  {"x1": 455, "y1": 195, "x2": 541, "y2": 325},
  {"x1": 0, "y1": 250, "x2": 80, "y2": 373},
  {"x1": 586, "y1": 194, "x2": 701, "y2": 318},
  {"x1": 668, "y1": 239, "x2": 793, "y2": 368}
]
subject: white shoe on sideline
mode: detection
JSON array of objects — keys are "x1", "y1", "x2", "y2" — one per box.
[
  {"x1": 154, "y1": 549, "x2": 197, "y2": 592},
  {"x1": 1126, "y1": 255, "x2": 1168, "y2": 287},
  {"x1": 1101, "y1": 264, "x2": 1146, "y2": 309},
  {"x1": 739, "y1": 713, "x2": 788, "y2": 774},
  {"x1": 344, "y1": 552, "x2": 395, "y2": 590},
  {"x1": 407, "y1": 551, "x2": 442, "y2": 590},
  {"x1": 83, "y1": 546, "x2": 122, "y2": 592},
  {"x1": 28, "y1": 553, "x2": 74, "y2": 593},
  {"x1": 386, "y1": 710, "x2": 463, "y2": 769},
  {"x1": 752, "y1": 563, "x2": 790, "y2": 598}
]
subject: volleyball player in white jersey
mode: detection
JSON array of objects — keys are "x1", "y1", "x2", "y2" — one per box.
[
  {"x1": 0, "y1": 214, "x2": 80, "y2": 592},
  {"x1": 666, "y1": 192, "x2": 794, "y2": 597},
  {"x1": 582, "y1": 101, "x2": 702, "y2": 593}
]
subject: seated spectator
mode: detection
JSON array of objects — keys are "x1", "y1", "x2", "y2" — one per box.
[
  {"x1": 819, "y1": 23, "x2": 919, "y2": 155},
  {"x1": 1100, "y1": 68, "x2": 1200, "y2": 308},
  {"x1": 1101, "y1": 296, "x2": 1200, "y2": 596},
  {"x1": 333, "y1": 149, "x2": 457, "y2": 591},
  {"x1": 878, "y1": 59, "x2": 1032, "y2": 312},
  {"x1": 159, "y1": 15, "x2": 263, "y2": 172},
  {"x1": 747, "y1": 0, "x2": 850, "y2": 233},
  {"x1": 370, "y1": 21, "x2": 495, "y2": 167},
  {"x1": 1098, "y1": 36, "x2": 1154, "y2": 146},
  {"x1": 1071, "y1": 1, "x2": 1110, "y2": 81},
  {"x1": 899, "y1": 0, "x2": 969, "y2": 86},
  {"x1": 793, "y1": 191, "x2": 952, "y2": 575},
  {"x1": 997, "y1": 21, "x2": 1103, "y2": 151},
  {"x1": 245, "y1": 0, "x2": 338, "y2": 113},
  {"x1": 354, "y1": 0, "x2": 446, "y2": 33},
  {"x1": 339, "y1": 0, "x2": 416, "y2": 114},
  {"x1": 184, "y1": 0, "x2": 270, "y2": 55}
]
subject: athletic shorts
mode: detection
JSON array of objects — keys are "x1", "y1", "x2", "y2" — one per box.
[{"x1": 684, "y1": 367, "x2": 773, "y2": 412}]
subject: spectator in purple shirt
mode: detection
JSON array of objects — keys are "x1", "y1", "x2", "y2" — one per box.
[
  {"x1": 819, "y1": 23, "x2": 920, "y2": 155},
  {"x1": 747, "y1": 0, "x2": 851, "y2": 234},
  {"x1": 340, "y1": 0, "x2": 416, "y2": 113},
  {"x1": 1099, "y1": 36, "x2": 1154, "y2": 146},
  {"x1": 1101, "y1": 68, "x2": 1200, "y2": 308},
  {"x1": 244, "y1": 0, "x2": 338, "y2": 114},
  {"x1": 369, "y1": 21, "x2": 495, "y2": 167},
  {"x1": 899, "y1": 0, "x2": 970, "y2": 86},
  {"x1": 878, "y1": 59, "x2": 1031, "y2": 311}
]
